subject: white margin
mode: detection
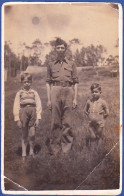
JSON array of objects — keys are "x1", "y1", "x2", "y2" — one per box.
[{"x1": 1, "y1": 2, "x2": 123, "y2": 195}]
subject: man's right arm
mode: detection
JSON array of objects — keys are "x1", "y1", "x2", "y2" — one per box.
[
  {"x1": 46, "y1": 64, "x2": 52, "y2": 110},
  {"x1": 46, "y1": 83, "x2": 52, "y2": 110}
]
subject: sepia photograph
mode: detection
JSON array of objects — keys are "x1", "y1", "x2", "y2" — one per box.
[{"x1": 1, "y1": 2, "x2": 122, "y2": 195}]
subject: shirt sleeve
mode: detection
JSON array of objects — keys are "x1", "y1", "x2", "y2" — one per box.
[
  {"x1": 46, "y1": 63, "x2": 52, "y2": 84},
  {"x1": 102, "y1": 100, "x2": 109, "y2": 116},
  {"x1": 34, "y1": 91, "x2": 42, "y2": 119},
  {"x1": 13, "y1": 91, "x2": 20, "y2": 121},
  {"x1": 72, "y1": 62, "x2": 79, "y2": 84}
]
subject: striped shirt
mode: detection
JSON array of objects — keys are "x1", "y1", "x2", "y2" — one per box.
[
  {"x1": 85, "y1": 97, "x2": 109, "y2": 121},
  {"x1": 46, "y1": 58, "x2": 79, "y2": 84}
]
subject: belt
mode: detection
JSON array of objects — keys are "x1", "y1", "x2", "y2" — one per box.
[
  {"x1": 20, "y1": 104, "x2": 36, "y2": 108},
  {"x1": 52, "y1": 81, "x2": 72, "y2": 87}
]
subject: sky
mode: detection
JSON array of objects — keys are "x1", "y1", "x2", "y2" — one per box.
[{"x1": 4, "y1": 3, "x2": 119, "y2": 61}]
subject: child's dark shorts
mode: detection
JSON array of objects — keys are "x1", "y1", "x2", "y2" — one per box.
[
  {"x1": 19, "y1": 105, "x2": 36, "y2": 128},
  {"x1": 89, "y1": 113, "x2": 105, "y2": 128}
]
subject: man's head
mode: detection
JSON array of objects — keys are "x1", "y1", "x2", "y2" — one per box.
[
  {"x1": 55, "y1": 38, "x2": 67, "y2": 60},
  {"x1": 90, "y1": 83, "x2": 102, "y2": 100},
  {"x1": 21, "y1": 72, "x2": 32, "y2": 90}
]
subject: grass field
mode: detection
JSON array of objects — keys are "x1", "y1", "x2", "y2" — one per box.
[{"x1": 4, "y1": 66, "x2": 120, "y2": 191}]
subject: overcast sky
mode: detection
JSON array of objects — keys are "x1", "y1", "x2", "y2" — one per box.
[{"x1": 4, "y1": 3, "x2": 119, "y2": 58}]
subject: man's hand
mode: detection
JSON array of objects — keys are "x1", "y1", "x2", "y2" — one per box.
[
  {"x1": 35, "y1": 119, "x2": 40, "y2": 128},
  {"x1": 84, "y1": 111, "x2": 89, "y2": 116},
  {"x1": 72, "y1": 99, "x2": 77, "y2": 109},
  {"x1": 47, "y1": 100, "x2": 52, "y2": 110},
  {"x1": 17, "y1": 120, "x2": 22, "y2": 128}
]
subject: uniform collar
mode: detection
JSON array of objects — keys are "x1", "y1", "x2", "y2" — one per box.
[{"x1": 54, "y1": 57, "x2": 68, "y2": 64}]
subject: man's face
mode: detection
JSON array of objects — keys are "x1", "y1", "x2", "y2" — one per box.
[{"x1": 55, "y1": 44, "x2": 66, "y2": 57}]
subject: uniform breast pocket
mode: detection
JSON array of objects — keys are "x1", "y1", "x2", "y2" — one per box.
[
  {"x1": 52, "y1": 67, "x2": 60, "y2": 78},
  {"x1": 64, "y1": 66, "x2": 72, "y2": 77}
]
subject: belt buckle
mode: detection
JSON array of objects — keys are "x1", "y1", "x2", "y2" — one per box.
[{"x1": 60, "y1": 81, "x2": 66, "y2": 87}]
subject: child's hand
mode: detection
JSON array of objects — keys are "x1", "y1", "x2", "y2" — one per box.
[
  {"x1": 35, "y1": 119, "x2": 40, "y2": 128},
  {"x1": 17, "y1": 120, "x2": 22, "y2": 128},
  {"x1": 72, "y1": 99, "x2": 77, "y2": 109},
  {"x1": 104, "y1": 114, "x2": 109, "y2": 118},
  {"x1": 99, "y1": 110, "x2": 104, "y2": 115}
]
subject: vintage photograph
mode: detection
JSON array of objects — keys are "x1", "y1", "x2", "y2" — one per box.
[{"x1": 2, "y1": 2, "x2": 122, "y2": 194}]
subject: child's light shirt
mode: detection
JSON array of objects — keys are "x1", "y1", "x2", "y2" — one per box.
[{"x1": 13, "y1": 88, "x2": 42, "y2": 121}]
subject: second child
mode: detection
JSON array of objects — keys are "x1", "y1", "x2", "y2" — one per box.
[
  {"x1": 85, "y1": 83, "x2": 109, "y2": 147},
  {"x1": 13, "y1": 73, "x2": 42, "y2": 160}
]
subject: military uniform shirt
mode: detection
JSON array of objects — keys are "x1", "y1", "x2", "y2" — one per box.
[{"x1": 46, "y1": 58, "x2": 79, "y2": 84}]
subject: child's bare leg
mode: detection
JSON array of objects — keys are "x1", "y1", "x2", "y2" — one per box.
[
  {"x1": 96, "y1": 127, "x2": 104, "y2": 145},
  {"x1": 86, "y1": 125, "x2": 96, "y2": 149},
  {"x1": 89, "y1": 126, "x2": 96, "y2": 139},
  {"x1": 97, "y1": 127, "x2": 103, "y2": 139},
  {"x1": 22, "y1": 126, "x2": 28, "y2": 157},
  {"x1": 22, "y1": 139, "x2": 28, "y2": 157},
  {"x1": 29, "y1": 126, "x2": 35, "y2": 156}
]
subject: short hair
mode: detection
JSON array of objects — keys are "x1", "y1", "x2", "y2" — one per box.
[
  {"x1": 90, "y1": 83, "x2": 102, "y2": 93},
  {"x1": 55, "y1": 38, "x2": 67, "y2": 49},
  {"x1": 21, "y1": 72, "x2": 32, "y2": 82}
]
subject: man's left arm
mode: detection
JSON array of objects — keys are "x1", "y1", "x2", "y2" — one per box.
[
  {"x1": 72, "y1": 62, "x2": 79, "y2": 109},
  {"x1": 73, "y1": 83, "x2": 78, "y2": 108}
]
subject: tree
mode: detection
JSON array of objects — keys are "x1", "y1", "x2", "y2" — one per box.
[
  {"x1": 31, "y1": 39, "x2": 43, "y2": 66},
  {"x1": 74, "y1": 48, "x2": 85, "y2": 67},
  {"x1": 4, "y1": 42, "x2": 20, "y2": 77},
  {"x1": 73, "y1": 44, "x2": 106, "y2": 67}
]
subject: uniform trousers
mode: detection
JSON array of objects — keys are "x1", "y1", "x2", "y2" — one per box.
[{"x1": 50, "y1": 86, "x2": 74, "y2": 154}]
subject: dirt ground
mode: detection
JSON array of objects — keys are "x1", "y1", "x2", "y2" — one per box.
[{"x1": 4, "y1": 68, "x2": 120, "y2": 191}]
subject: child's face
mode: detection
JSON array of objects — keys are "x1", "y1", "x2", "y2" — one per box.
[
  {"x1": 22, "y1": 79, "x2": 32, "y2": 90},
  {"x1": 91, "y1": 88, "x2": 101, "y2": 99}
]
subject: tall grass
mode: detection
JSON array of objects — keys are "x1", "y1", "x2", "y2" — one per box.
[{"x1": 4, "y1": 67, "x2": 120, "y2": 190}]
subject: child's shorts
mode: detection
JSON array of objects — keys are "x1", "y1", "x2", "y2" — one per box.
[
  {"x1": 89, "y1": 113, "x2": 105, "y2": 128},
  {"x1": 19, "y1": 105, "x2": 36, "y2": 128}
]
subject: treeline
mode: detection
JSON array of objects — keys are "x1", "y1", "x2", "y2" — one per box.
[{"x1": 4, "y1": 38, "x2": 119, "y2": 78}]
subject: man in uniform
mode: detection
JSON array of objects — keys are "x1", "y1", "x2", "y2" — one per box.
[{"x1": 46, "y1": 38, "x2": 79, "y2": 156}]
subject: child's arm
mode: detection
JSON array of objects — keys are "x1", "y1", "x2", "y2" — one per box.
[
  {"x1": 34, "y1": 91, "x2": 42, "y2": 127},
  {"x1": 13, "y1": 91, "x2": 22, "y2": 128},
  {"x1": 102, "y1": 100, "x2": 109, "y2": 118}
]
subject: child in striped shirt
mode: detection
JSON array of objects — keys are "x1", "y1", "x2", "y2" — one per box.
[
  {"x1": 85, "y1": 83, "x2": 109, "y2": 147},
  {"x1": 13, "y1": 73, "x2": 42, "y2": 161}
]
